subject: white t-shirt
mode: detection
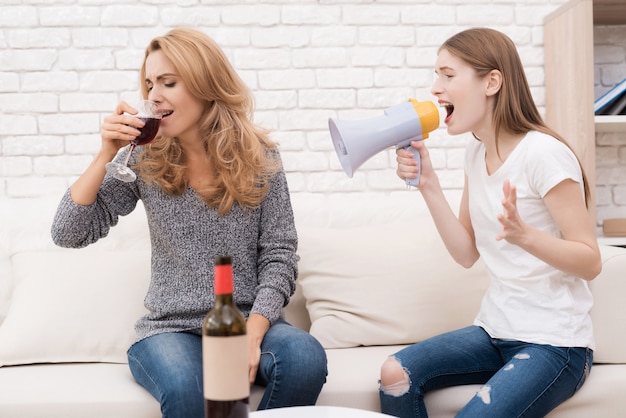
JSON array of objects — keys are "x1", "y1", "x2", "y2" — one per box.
[{"x1": 465, "y1": 130, "x2": 594, "y2": 349}]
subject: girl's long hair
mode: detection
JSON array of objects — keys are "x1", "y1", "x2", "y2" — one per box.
[
  {"x1": 137, "y1": 27, "x2": 279, "y2": 214},
  {"x1": 441, "y1": 28, "x2": 590, "y2": 207}
]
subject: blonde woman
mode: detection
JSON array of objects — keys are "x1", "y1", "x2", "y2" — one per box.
[
  {"x1": 381, "y1": 28, "x2": 600, "y2": 417},
  {"x1": 52, "y1": 28, "x2": 327, "y2": 418}
]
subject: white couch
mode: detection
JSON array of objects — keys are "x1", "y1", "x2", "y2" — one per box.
[{"x1": 1, "y1": 191, "x2": 625, "y2": 418}]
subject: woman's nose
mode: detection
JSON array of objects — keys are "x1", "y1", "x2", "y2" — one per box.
[
  {"x1": 147, "y1": 88, "x2": 162, "y2": 104},
  {"x1": 147, "y1": 93, "x2": 159, "y2": 104}
]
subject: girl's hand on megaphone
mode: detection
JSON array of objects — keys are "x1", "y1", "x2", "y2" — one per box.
[
  {"x1": 396, "y1": 146, "x2": 418, "y2": 180},
  {"x1": 396, "y1": 140, "x2": 435, "y2": 189}
]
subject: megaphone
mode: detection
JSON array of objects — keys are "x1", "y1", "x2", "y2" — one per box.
[{"x1": 328, "y1": 99, "x2": 442, "y2": 187}]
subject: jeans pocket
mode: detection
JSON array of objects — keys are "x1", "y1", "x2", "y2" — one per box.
[{"x1": 574, "y1": 348, "x2": 593, "y2": 393}]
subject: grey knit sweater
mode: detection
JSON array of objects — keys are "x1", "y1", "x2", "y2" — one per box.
[{"x1": 51, "y1": 150, "x2": 299, "y2": 343}]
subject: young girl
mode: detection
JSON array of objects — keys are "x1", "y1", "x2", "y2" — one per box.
[
  {"x1": 380, "y1": 28, "x2": 601, "y2": 417},
  {"x1": 51, "y1": 28, "x2": 327, "y2": 418}
]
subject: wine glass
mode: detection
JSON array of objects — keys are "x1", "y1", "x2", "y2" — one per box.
[{"x1": 105, "y1": 100, "x2": 162, "y2": 182}]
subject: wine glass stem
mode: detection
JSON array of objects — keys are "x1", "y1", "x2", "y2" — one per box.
[{"x1": 122, "y1": 143, "x2": 137, "y2": 167}]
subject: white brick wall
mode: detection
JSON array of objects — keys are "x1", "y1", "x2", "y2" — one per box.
[{"x1": 0, "y1": 0, "x2": 570, "y2": 202}]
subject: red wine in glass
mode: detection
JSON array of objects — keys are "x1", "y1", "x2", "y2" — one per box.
[
  {"x1": 134, "y1": 117, "x2": 161, "y2": 145},
  {"x1": 105, "y1": 100, "x2": 162, "y2": 182}
]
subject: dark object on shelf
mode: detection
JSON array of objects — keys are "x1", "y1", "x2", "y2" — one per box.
[{"x1": 595, "y1": 78, "x2": 626, "y2": 115}]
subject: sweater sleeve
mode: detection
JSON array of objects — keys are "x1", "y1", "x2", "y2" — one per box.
[
  {"x1": 250, "y1": 165, "x2": 299, "y2": 323},
  {"x1": 51, "y1": 150, "x2": 141, "y2": 248}
]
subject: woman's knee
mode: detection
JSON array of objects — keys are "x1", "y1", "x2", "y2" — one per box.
[
  {"x1": 269, "y1": 324, "x2": 326, "y2": 361},
  {"x1": 285, "y1": 334, "x2": 327, "y2": 382}
]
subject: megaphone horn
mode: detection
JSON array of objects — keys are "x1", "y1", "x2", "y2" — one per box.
[{"x1": 328, "y1": 99, "x2": 441, "y2": 187}]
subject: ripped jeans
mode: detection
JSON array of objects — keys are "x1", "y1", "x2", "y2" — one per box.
[{"x1": 379, "y1": 326, "x2": 592, "y2": 418}]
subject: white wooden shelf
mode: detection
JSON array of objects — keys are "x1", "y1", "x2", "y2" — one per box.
[
  {"x1": 595, "y1": 115, "x2": 626, "y2": 133},
  {"x1": 544, "y1": 0, "x2": 626, "y2": 225},
  {"x1": 598, "y1": 236, "x2": 626, "y2": 247}
]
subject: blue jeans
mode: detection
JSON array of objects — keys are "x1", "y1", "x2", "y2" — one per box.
[
  {"x1": 379, "y1": 326, "x2": 592, "y2": 418},
  {"x1": 128, "y1": 319, "x2": 327, "y2": 418}
]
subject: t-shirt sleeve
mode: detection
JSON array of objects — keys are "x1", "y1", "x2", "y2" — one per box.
[{"x1": 526, "y1": 137, "x2": 583, "y2": 199}]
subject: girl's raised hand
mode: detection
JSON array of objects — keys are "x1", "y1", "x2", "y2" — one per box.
[{"x1": 496, "y1": 179, "x2": 527, "y2": 244}]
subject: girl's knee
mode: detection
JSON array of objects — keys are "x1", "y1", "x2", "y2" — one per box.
[{"x1": 380, "y1": 356, "x2": 411, "y2": 397}]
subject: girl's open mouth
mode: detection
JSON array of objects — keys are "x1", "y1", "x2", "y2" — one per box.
[{"x1": 440, "y1": 103, "x2": 454, "y2": 123}]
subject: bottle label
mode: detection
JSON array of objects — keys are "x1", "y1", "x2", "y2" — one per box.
[{"x1": 203, "y1": 334, "x2": 249, "y2": 400}]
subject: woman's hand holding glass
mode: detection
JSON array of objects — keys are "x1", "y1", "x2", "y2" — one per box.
[{"x1": 104, "y1": 100, "x2": 162, "y2": 182}]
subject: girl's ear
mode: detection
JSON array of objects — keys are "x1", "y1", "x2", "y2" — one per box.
[{"x1": 486, "y1": 69, "x2": 502, "y2": 97}]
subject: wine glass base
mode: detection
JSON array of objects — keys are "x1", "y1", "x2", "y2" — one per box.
[{"x1": 105, "y1": 162, "x2": 137, "y2": 183}]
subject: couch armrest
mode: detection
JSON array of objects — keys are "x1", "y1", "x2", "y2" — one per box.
[{"x1": 589, "y1": 245, "x2": 626, "y2": 364}]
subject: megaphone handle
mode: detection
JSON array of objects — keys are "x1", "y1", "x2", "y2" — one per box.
[{"x1": 404, "y1": 145, "x2": 421, "y2": 187}]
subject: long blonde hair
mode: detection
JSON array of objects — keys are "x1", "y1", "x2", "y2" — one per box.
[
  {"x1": 441, "y1": 28, "x2": 590, "y2": 207},
  {"x1": 137, "y1": 28, "x2": 279, "y2": 214}
]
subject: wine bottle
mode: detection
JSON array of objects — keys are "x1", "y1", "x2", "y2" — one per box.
[{"x1": 202, "y1": 255, "x2": 249, "y2": 418}]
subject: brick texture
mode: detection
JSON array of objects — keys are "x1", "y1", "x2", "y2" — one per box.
[{"x1": 14, "y1": 0, "x2": 624, "y2": 223}]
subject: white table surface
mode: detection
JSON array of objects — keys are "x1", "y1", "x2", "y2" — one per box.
[{"x1": 250, "y1": 406, "x2": 393, "y2": 417}]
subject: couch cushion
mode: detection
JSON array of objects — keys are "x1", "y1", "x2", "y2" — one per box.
[
  {"x1": 294, "y1": 192, "x2": 489, "y2": 349},
  {"x1": 589, "y1": 245, "x2": 626, "y2": 363},
  {"x1": 0, "y1": 197, "x2": 62, "y2": 326},
  {"x1": 0, "y1": 250, "x2": 150, "y2": 367},
  {"x1": 0, "y1": 363, "x2": 160, "y2": 418},
  {"x1": 0, "y1": 198, "x2": 150, "y2": 329},
  {"x1": 317, "y1": 345, "x2": 407, "y2": 411}
]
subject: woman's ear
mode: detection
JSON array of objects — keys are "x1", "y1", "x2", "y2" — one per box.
[{"x1": 485, "y1": 69, "x2": 502, "y2": 97}]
